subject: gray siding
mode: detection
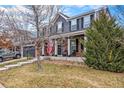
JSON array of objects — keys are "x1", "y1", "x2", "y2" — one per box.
[
  {"x1": 50, "y1": 15, "x2": 70, "y2": 35},
  {"x1": 47, "y1": 7, "x2": 110, "y2": 36}
]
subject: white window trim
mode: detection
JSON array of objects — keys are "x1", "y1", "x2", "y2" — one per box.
[
  {"x1": 57, "y1": 21, "x2": 62, "y2": 33},
  {"x1": 71, "y1": 19, "x2": 77, "y2": 31},
  {"x1": 83, "y1": 15, "x2": 91, "y2": 28}
]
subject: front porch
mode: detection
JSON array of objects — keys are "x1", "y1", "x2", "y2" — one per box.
[{"x1": 41, "y1": 31, "x2": 86, "y2": 57}]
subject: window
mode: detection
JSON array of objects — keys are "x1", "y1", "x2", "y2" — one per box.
[
  {"x1": 70, "y1": 39, "x2": 76, "y2": 55},
  {"x1": 57, "y1": 22, "x2": 62, "y2": 33},
  {"x1": 71, "y1": 19, "x2": 77, "y2": 31},
  {"x1": 83, "y1": 15, "x2": 91, "y2": 28}
]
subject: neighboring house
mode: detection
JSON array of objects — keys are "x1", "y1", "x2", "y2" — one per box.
[
  {"x1": 40, "y1": 6, "x2": 111, "y2": 57},
  {"x1": 8, "y1": 30, "x2": 36, "y2": 57}
]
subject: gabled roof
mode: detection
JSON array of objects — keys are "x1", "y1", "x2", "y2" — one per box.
[
  {"x1": 68, "y1": 6, "x2": 107, "y2": 20},
  {"x1": 68, "y1": 10, "x2": 95, "y2": 20},
  {"x1": 59, "y1": 12, "x2": 70, "y2": 19},
  {"x1": 49, "y1": 6, "x2": 108, "y2": 26},
  {"x1": 51, "y1": 12, "x2": 70, "y2": 25}
]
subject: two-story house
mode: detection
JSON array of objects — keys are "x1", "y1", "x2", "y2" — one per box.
[{"x1": 40, "y1": 6, "x2": 110, "y2": 57}]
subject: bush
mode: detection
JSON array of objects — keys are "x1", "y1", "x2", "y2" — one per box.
[{"x1": 83, "y1": 12, "x2": 124, "y2": 72}]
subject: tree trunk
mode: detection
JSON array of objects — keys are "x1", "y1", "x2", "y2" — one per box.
[
  {"x1": 35, "y1": 16, "x2": 42, "y2": 71},
  {"x1": 36, "y1": 45, "x2": 42, "y2": 71}
]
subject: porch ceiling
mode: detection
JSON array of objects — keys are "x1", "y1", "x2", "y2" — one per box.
[{"x1": 47, "y1": 30, "x2": 85, "y2": 39}]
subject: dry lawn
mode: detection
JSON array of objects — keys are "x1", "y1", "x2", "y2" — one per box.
[{"x1": 0, "y1": 60, "x2": 124, "y2": 88}]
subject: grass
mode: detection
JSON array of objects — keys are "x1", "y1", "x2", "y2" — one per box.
[{"x1": 0, "y1": 60, "x2": 124, "y2": 88}]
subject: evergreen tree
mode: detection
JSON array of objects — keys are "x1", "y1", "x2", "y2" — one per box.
[{"x1": 83, "y1": 12, "x2": 124, "y2": 72}]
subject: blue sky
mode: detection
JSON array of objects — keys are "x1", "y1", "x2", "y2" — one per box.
[
  {"x1": 0, "y1": 5, "x2": 123, "y2": 25},
  {"x1": 62, "y1": 5, "x2": 104, "y2": 16},
  {"x1": 0, "y1": 5, "x2": 117, "y2": 17},
  {"x1": 0, "y1": 5, "x2": 106, "y2": 16}
]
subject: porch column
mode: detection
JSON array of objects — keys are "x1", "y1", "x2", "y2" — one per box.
[
  {"x1": 94, "y1": 9, "x2": 100, "y2": 20},
  {"x1": 84, "y1": 36, "x2": 87, "y2": 52},
  {"x1": 42, "y1": 43, "x2": 44, "y2": 56},
  {"x1": 94, "y1": 10, "x2": 98, "y2": 20},
  {"x1": 20, "y1": 45, "x2": 23, "y2": 58},
  {"x1": 67, "y1": 37, "x2": 71, "y2": 56},
  {"x1": 54, "y1": 39, "x2": 58, "y2": 56}
]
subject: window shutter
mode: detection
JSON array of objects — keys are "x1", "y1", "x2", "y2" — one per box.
[
  {"x1": 76, "y1": 39, "x2": 78, "y2": 52},
  {"x1": 81, "y1": 17, "x2": 84, "y2": 29},
  {"x1": 62, "y1": 23, "x2": 64, "y2": 32},
  {"x1": 90, "y1": 14, "x2": 94, "y2": 26},
  {"x1": 56, "y1": 25, "x2": 58, "y2": 33},
  {"x1": 77, "y1": 19, "x2": 79, "y2": 30},
  {"x1": 69, "y1": 21, "x2": 71, "y2": 31}
]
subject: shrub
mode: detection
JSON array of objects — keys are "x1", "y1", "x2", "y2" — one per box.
[{"x1": 83, "y1": 12, "x2": 124, "y2": 72}]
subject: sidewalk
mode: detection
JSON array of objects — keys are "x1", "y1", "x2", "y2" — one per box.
[
  {"x1": 0, "y1": 83, "x2": 4, "y2": 88},
  {"x1": 0, "y1": 57, "x2": 27, "y2": 65}
]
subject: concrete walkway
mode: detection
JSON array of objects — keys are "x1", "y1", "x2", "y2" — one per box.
[
  {"x1": 0, "y1": 56, "x2": 84, "y2": 72},
  {"x1": 0, "y1": 57, "x2": 27, "y2": 65},
  {"x1": 0, "y1": 83, "x2": 5, "y2": 88},
  {"x1": 0, "y1": 58, "x2": 37, "y2": 71}
]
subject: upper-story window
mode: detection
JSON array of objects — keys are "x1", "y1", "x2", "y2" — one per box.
[
  {"x1": 83, "y1": 15, "x2": 91, "y2": 28},
  {"x1": 90, "y1": 14, "x2": 94, "y2": 25},
  {"x1": 57, "y1": 21, "x2": 62, "y2": 33},
  {"x1": 71, "y1": 19, "x2": 77, "y2": 31}
]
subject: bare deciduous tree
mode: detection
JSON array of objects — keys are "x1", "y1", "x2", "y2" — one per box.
[
  {"x1": 0, "y1": 7, "x2": 34, "y2": 58},
  {"x1": 17, "y1": 5, "x2": 62, "y2": 71}
]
